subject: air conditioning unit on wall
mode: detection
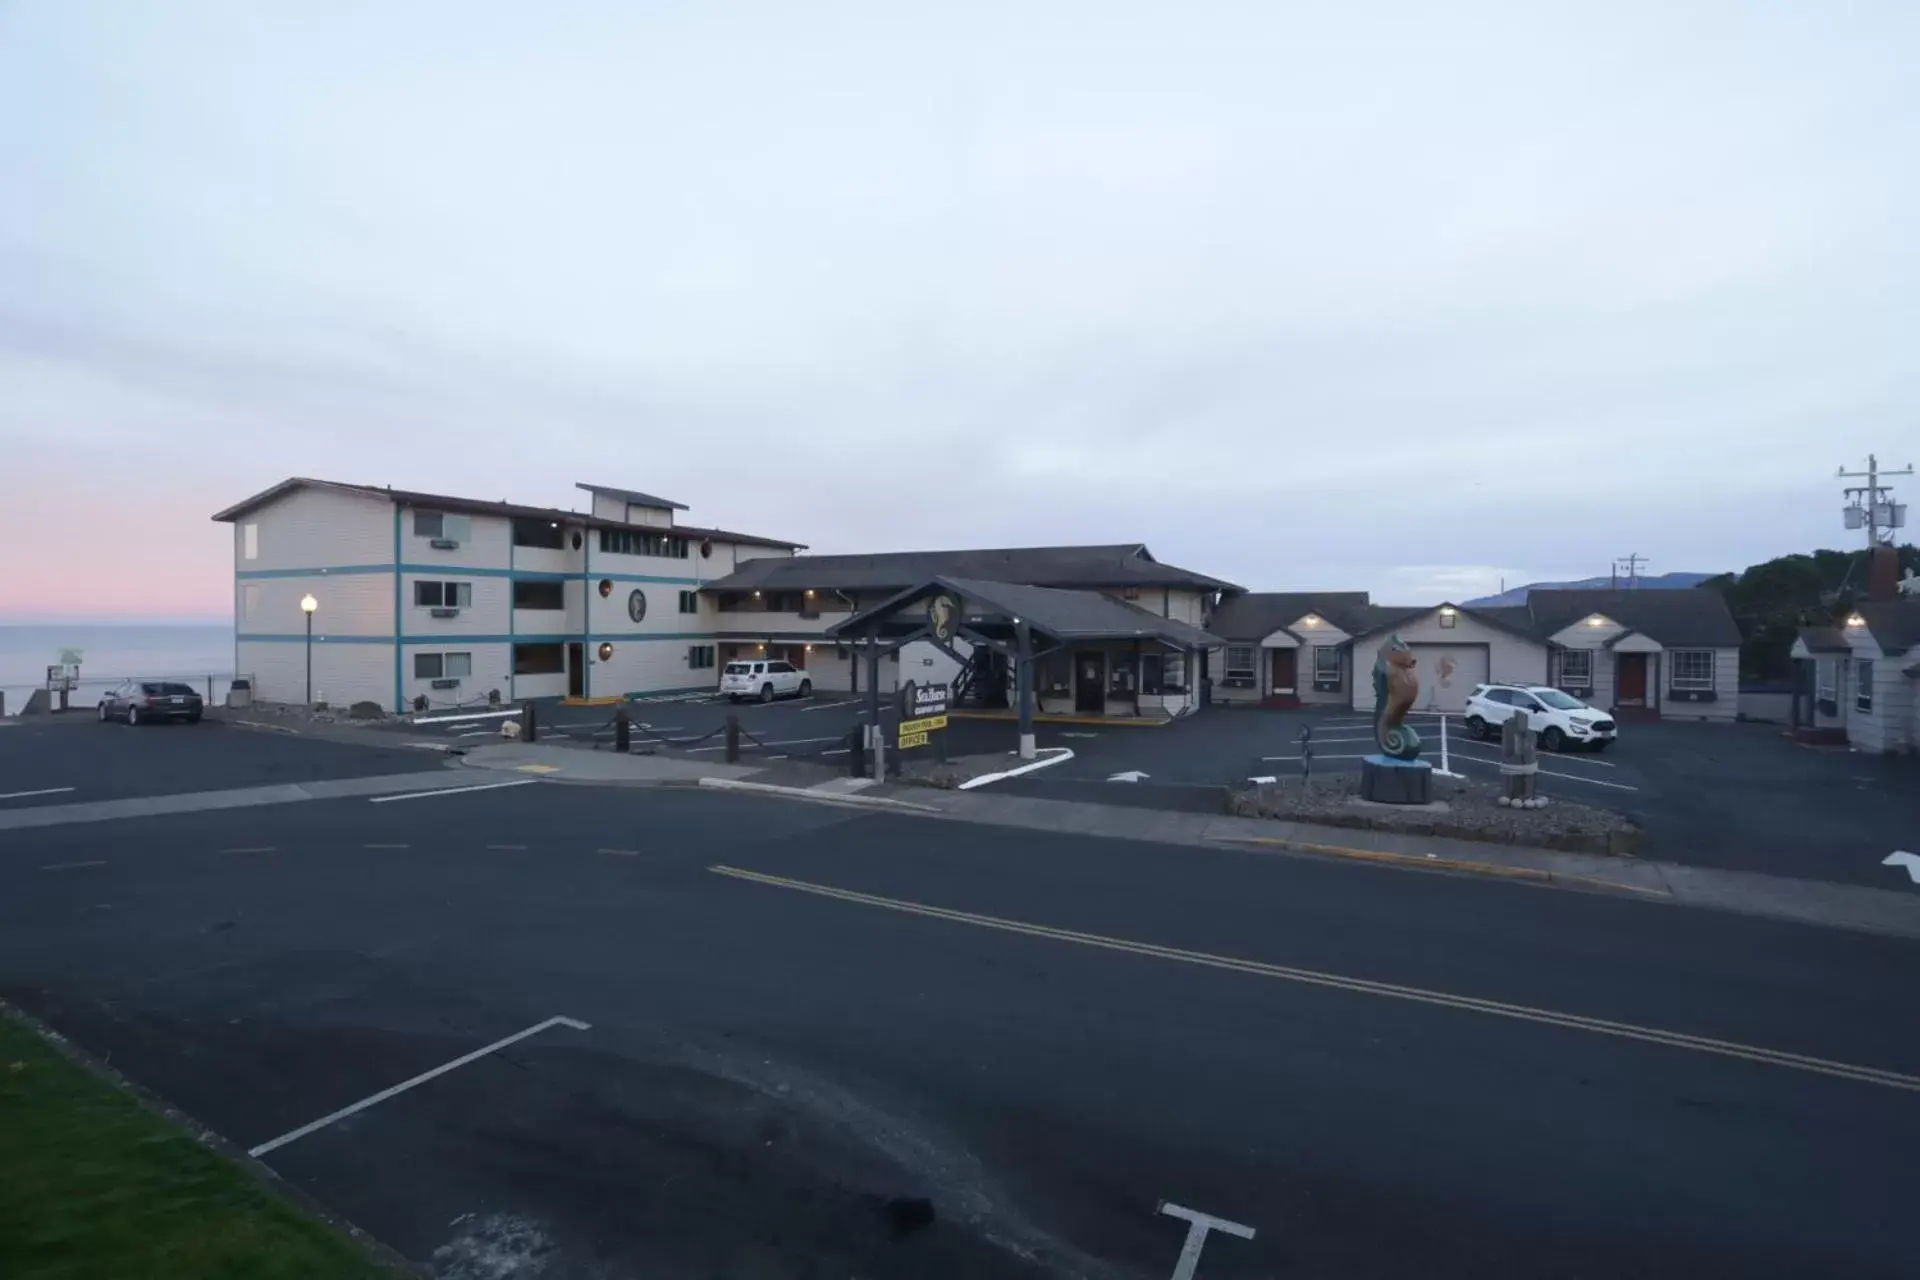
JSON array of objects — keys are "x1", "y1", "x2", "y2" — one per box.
[
  {"x1": 430, "y1": 538, "x2": 460, "y2": 550},
  {"x1": 430, "y1": 607, "x2": 460, "y2": 618}
]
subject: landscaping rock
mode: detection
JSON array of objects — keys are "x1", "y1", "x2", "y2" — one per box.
[
  {"x1": 1229, "y1": 772, "x2": 1641, "y2": 856},
  {"x1": 347, "y1": 700, "x2": 386, "y2": 721}
]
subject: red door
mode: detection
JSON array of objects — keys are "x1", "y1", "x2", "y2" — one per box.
[
  {"x1": 1270, "y1": 648, "x2": 1297, "y2": 695},
  {"x1": 1617, "y1": 653, "x2": 1647, "y2": 705}
]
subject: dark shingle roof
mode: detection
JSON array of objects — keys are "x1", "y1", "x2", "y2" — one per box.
[
  {"x1": 210, "y1": 477, "x2": 804, "y2": 549},
  {"x1": 828, "y1": 575, "x2": 1220, "y2": 648},
  {"x1": 706, "y1": 544, "x2": 1240, "y2": 595},
  {"x1": 1854, "y1": 600, "x2": 1920, "y2": 654},
  {"x1": 1525, "y1": 588, "x2": 1742, "y2": 648},
  {"x1": 1206, "y1": 592, "x2": 1372, "y2": 640},
  {"x1": 1795, "y1": 625, "x2": 1850, "y2": 654}
]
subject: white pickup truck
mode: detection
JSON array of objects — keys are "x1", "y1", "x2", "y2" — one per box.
[{"x1": 719, "y1": 659, "x2": 812, "y2": 702}]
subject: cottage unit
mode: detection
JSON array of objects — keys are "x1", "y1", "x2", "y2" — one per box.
[
  {"x1": 1207, "y1": 587, "x2": 1743, "y2": 720},
  {"x1": 214, "y1": 478, "x2": 802, "y2": 711},
  {"x1": 1792, "y1": 600, "x2": 1920, "y2": 753}
]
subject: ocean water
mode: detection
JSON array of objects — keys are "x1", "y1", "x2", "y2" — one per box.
[{"x1": 0, "y1": 624, "x2": 236, "y2": 715}]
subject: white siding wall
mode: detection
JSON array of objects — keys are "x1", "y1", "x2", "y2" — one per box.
[
  {"x1": 1352, "y1": 613, "x2": 1549, "y2": 712},
  {"x1": 800, "y1": 646, "x2": 858, "y2": 692},
  {"x1": 241, "y1": 575, "x2": 392, "y2": 639},
  {"x1": 402, "y1": 642, "x2": 512, "y2": 709},
  {"x1": 400, "y1": 507, "x2": 511, "y2": 572},
  {"x1": 1847, "y1": 643, "x2": 1915, "y2": 753},
  {"x1": 400, "y1": 573, "x2": 511, "y2": 639},
  {"x1": 1664, "y1": 648, "x2": 1740, "y2": 723},
  {"x1": 590, "y1": 494, "x2": 625, "y2": 522},
  {"x1": 239, "y1": 486, "x2": 395, "y2": 571},
  {"x1": 588, "y1": 639, "x2": 717, "y2": 700},
  {"x1": 238, "y1": 640, "x2": 390, "y2": 710},
  {"x1": 1548, "y1": 618, "x2": 1623, "y2": 710},
  {"x1": 1212, "y1": 641, "x2": 1263, "y2": 705}
]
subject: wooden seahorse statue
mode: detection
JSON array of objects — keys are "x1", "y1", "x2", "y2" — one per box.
[{"x1": 1372, "y1": 634, "x2": 1423, "y2": 760}]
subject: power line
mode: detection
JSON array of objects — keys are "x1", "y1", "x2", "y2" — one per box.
[{"x1": 1837, "y1": 454, "x2": 1914, "y2": 548}]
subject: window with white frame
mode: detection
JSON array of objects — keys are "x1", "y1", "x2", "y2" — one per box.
[
  {"x1": 413, "y1": 651, "x2": 472, "y2": 680},
  {"x1": 1670, "y1": 649, "x2": 1715, "y2": 691},
  {"x1": 413, "y1": 581, "x2": 472, "y2": 608},
  {"x1": 1857, "y1": 659, "x2": 1874, "y2": 712},
  {"x1": 1558, "y1": 648, "x2": 1593, "y2": 689},
  {"x1": 412, "y1": 511, "x2": 472, "y2": 541},
  {"x1": 678, "y1": 590, "x2": 700, "y2": 614},
  {"x1": 1312, "y1": 646, "x2": 1341, "y2": 683},
  {"x1": 1816, "y1": 658, "x2": 1836, "y2": 703},
  {"x1": 687, "y1": 644, "x2": 716, "y2": 669},
  {"x1": 1225, "y1": 646, "x2": 1256, "y2": 685}
]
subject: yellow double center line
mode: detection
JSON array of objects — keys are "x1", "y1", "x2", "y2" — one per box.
[{"x1": 710, "y1": 865, "x2": 1920, "y2": 1094}]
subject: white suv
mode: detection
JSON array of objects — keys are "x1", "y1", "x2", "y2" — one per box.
[
  {"x1": 719, "y1": 659, "x2": 812, "y2": 703},
  {"x1": 1463, "y1": 684, "x2": 1617, "y2": 752}
]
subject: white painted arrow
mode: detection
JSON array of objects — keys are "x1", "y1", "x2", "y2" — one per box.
[
  {"x1": 1108, "y1": 770, "x2": 1151, "y2": 783},
  {"x1": 1884, "y1": 851, "x2": 1920, "y2": 884}
]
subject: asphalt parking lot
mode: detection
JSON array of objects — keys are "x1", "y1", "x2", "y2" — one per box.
[
  {"x1": 4, "y1": 768, "x2": 1919, "y2": 1278},
  {"x1": 0, "y1": 713, "x2": 444, "y2": 808}
]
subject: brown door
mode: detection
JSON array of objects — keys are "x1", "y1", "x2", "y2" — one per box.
[
  {"x1": 1270, "y1": 648, "x2": 1297, "y2": 694},
  {"x1": 1074, "y1": 651, "x2": 1104, "y2": 712},
  {"x1": 1617, "y1": 653, "x2": 1647, "y2": 705},
  {"x1": 566, "y1": 642, "x2": 586, "y2": 698}
]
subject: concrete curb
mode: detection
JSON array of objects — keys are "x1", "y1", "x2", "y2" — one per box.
[
  {"x1": 1208, "y1": 834, "x2": 1670, "y2": 897},
  {"x1": 697, "y1": 777, "x2": 941, "y2": 813}
]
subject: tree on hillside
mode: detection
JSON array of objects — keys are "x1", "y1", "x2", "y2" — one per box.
[{"x1": 1702, "y1": 545, "x2": 1920, "y2": 683}]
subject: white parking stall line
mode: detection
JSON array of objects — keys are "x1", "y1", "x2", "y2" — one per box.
[
  {"x1": 800, "y1": 699, "x2": 862, "y2": 713},
  {"x1": 1439, "y1": 749, "x2": 1640, "y2": 791},
  {"x1": 247, "y1": 1016, "x2": 591, "y2": 1158},
  {"x1": 454, "y1": 730, "x2": 497, "y2": 738},
  {"x1": 1259, "y1": 753, "x2": 1375, "y2": 763},
  {"x1": 1444, "y1": 737, "x2": 1620, "y2": 768},
  {"x1": 410, "y1": 708, "x2": 522, "y2": 726},
  {"x1": 0, "y1": 787, "x2": 78, "y2": 802},
  {"x1": 957, "y1": 747, "x2": 1075, "y2": 790},
  {"x1": 368, "y1": 779, "x2": 544, "y2": 803}
]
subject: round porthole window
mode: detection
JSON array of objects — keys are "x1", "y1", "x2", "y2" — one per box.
[
  {"x1": 627, "y1": 589, "x2": 647, "y2": 622},
  {"x1": 571, "y1": 531, "x2": 583, "y2": 550},
  {"x1": 598, "y1": 578, "x2": 613, "y2": 598},
  {"x1": 597, "y1": 641, "x2": 613, "y2": 662},
  {"x1": 700, "y1": 539, "x2": 713, "y2": 558}
]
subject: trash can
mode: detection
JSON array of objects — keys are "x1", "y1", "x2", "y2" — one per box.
[{"x1": 226, "y1": 678, "x2": 253, "y2": 709}]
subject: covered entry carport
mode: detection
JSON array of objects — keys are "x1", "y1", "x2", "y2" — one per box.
[{"x1": 829, "y1": 574, "x2": 1222, "y2": 763}]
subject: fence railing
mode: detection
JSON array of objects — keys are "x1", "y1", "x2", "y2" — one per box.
[{"x1": 1, "y1": 673, "x2": 254, "y2": 716}]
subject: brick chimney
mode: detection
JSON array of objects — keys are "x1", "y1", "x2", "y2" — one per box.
[{"x1": 1867, "y1": 545, "x2": 1901, "y2": 601}]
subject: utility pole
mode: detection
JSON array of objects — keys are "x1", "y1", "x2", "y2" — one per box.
[
  {"x1": 1612, "y1": 553, "x2": 1647, "y2": 590},
  {"x1": 1838, "y1": 454, "x2": 1914, "y2": 548}
]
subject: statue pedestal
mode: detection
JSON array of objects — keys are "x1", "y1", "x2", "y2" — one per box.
[{"x1": 1361, "y1": 754, "x2": 1433, "y2": 805}]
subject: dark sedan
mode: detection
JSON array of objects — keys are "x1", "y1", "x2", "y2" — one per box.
[{"x1": 99, "y1": 681, "x2": 204, "y2": 725}]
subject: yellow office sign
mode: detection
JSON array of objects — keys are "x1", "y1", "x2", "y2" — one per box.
[
  {"x1": 898, "y1": 714, "x2": 949, "y2": 736},
  {"x1": 897, "y1": 730, "x2": 930, "y2": 749}
]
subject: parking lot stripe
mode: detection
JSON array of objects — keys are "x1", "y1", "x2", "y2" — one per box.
[
  {"x1": 800, "y1": 699, "x2": 862, "y2": 712},
  {"x1": 1445, "y1": 738, "x2": 1621, "y2": 769},
  {"x1": 219, "y1": 846, "x2": 275, "y2": 855},
  {"x1": 1260, "y1": 753, "x2": 1374, "y2": 763},
  {"x1": 599, "y1": 848, "x2": 640, "y2": 857},
  {"x1": 486, "y1": 843, "x2": 527, "y2": 851},
  {"x1": 368, "y1": 779, "x2": 542, "y2": 803},
  {"x1": 710, "y1": 865, "x2": 1920, "y2": 1094},
  {"x1": 364, "y1": 843, "x2": 410, "y2": 849},
  {"x1": 1442, "y1": 751, "x2": 1640, "y2": 791},
  {"x1": 411, "y1": 708, "x2": 523, "y2": 726},
  {"x1": 39, "y1": 859, "x2": 107, "y2": 871},
  {"x1": 247, "y1": 1015, "x2": 593, "y2": 1158},
  {"x1": 0, "y1": 787, "x2": 78, "y2": 802},
  {"x1": 686, "y1": 735, "x2": 844, "y2": 754}
]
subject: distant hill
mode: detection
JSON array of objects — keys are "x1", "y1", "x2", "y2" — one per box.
[{"x1": 1464, "y1": 572, "x2": 1717, "y2": 608}]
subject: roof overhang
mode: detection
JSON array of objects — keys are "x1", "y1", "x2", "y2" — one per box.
[
  {"x1": 1609, "y1": 631, "x2": 1665, "y2": 654},
  {"x1": 827, "y1": 577, "x2": 1220, "y2": 652},
  {"x1": 1259, "y1": 628, "x2": 1300, "y2": 649}
]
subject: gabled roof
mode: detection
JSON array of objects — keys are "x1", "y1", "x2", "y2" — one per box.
[
  {"x1": 1852, "y1": 600, "x2": 1920, "y2": 654},
  {"x1": 1207, "y1": 592, "x2": 1371, "y2": 640},
  {"x1": 1794, "y1": 626, "x2": 1851, "y2": 654},
  {"x1": 210, "y1": 477, "x2": 804, "y2": 549},
  {"x1": 575, "y1": 482, "x2": 687, "y2": 511},
  {"x1": 1525, "y1": 588, "x2": 1743, "y2": 648},
  {"x1": 1352, "y1": 602, "x2": 1547, "y2": 646},
  {"x1": 827, "y1": 575, "x2": 1220, "y2": 649},
  {"x1": 705, "y1": 544, "x2": 1240, "y2": 595}
]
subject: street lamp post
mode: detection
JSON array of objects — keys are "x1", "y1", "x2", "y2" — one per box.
[{"x1": 300, "y1": 594, "x2": 319, "y2": 706}]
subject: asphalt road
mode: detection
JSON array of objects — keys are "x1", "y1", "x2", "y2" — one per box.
[
  {"x1": 0, "y1": 715, "x2": 444, "y2": 807},
  {"x1": 3, "y1": 773, "x2": 1915, "y2": 1278}
]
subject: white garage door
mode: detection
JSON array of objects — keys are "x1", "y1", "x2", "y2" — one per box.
[{"x1": 1410, "y1": 645, "x2": 1488, "y2": 712}]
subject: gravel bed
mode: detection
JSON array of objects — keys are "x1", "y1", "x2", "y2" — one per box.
[{"x1": 1230, "y1": 772, "x2": 1641, "y2": 856}]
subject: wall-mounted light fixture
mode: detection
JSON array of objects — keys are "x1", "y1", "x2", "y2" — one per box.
[
  {"x1": 1301, "y1": 615, "x2": 1320, "y2": 627},
  {"x1": 597, "y1": 642, "x2": 613, "y2": 661},
  {"x1": 1586, "y1": 615, "x2": 1607, "y2": 627},
  {"x1": 1846, "y1": 613, "x2": 1866, "y2": 628}
]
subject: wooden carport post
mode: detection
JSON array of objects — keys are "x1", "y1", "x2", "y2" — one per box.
[
  {"x1": 864, "y1": 628, "x2": 884, "y2": 779},
  {"x1": 1015, "y1": 620, "x2": 1036, "y2": 759}
]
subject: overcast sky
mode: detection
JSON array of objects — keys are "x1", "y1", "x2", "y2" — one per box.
[{"x1": 2, "y1": 1, "x2": 1915, "y2": 622}]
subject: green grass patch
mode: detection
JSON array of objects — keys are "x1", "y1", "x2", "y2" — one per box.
[{"x1": 0, "y1": 1010, "x2": 400, "y2": 1279}]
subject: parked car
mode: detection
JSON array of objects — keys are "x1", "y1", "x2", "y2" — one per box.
[
  {"x1": 99, "y1": 680, "x2": 205, "y2": 726},
  {"x1": 1462, "y1": 683, "x2": 1615, "y2": 752},
  {"x1": 719, "y1": 660, "x2": 812, "y2": 703}
]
